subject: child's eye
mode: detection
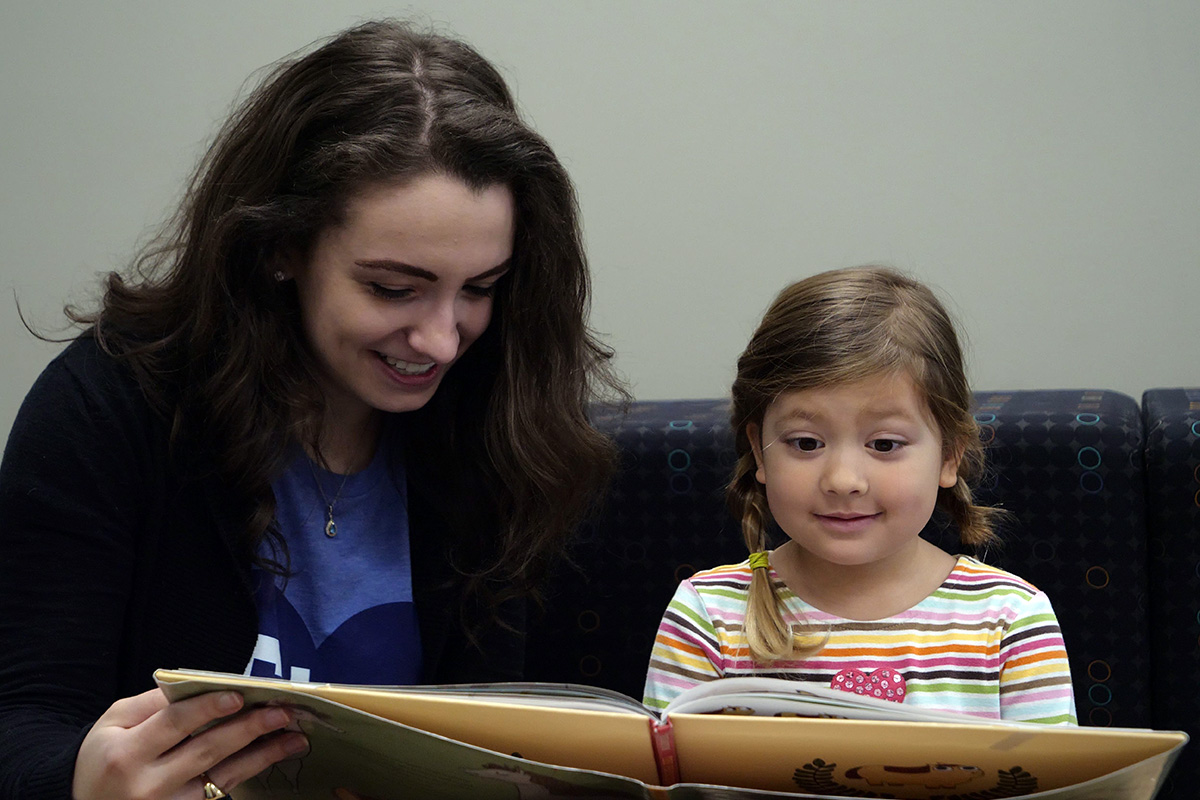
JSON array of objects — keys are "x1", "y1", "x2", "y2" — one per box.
[
  {"x1": 787, "y1": 437, "x2": 823, "y2": 452},
  {"x1": 368, "y1": 283, "x2": 413, "y2": 300},
  {"x1": 869, "y1": 439, "x2": 905, "y2": 453}
]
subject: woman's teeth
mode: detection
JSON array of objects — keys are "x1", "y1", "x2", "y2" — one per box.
[{"x1": 383, "y1": 355, "x2": 435, "y2": 375}]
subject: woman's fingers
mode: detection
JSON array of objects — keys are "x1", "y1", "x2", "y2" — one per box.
[
  {"x1": 194, "y1": 726, "x2": 310, "y2": 797},
  {"x1": 73, "y1": 689, "x2": 304, "y2": 800},
  {"x1": 92, "y1": 688, "x2": 170, "y2": 729},
  {"x1": 74, "y1": 689, "x2": 207, "y2": 800},
  {"x1": 137, "y1": 690, "x2": 246, "y2": 753},
  {"x1": 157, "y1": 702, "x2": 300, "y2": 788}
]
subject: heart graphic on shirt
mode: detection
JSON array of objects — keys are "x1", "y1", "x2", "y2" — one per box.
[
  {"x1": 246, "y1": 580, "x2": 421, "y2": 685},
  {"x1": 830, "y1": 667, "x2": 907, "y2": 702}
]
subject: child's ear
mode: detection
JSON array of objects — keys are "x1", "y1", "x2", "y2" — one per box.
[
  {"x1": 747, "y1": 423, "x2": 768, "y2": 485},
  {"x1": 939, "y1": 442, "x2": 964, "y2": 489}
]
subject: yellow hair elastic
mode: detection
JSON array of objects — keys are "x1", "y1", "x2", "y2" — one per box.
[{"x1": 748, "y1": 551, "x2": 770, "y2": 571}]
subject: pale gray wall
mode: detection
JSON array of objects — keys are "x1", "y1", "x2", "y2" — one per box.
[{"x1": 2, "y1": 1, "x2": 1198, "y2": 444}]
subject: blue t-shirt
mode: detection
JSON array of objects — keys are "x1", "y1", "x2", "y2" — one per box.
[{"x1": 243, "y1": 440, "x2": 422, "y2": 684}]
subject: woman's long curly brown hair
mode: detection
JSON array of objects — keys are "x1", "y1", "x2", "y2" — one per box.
[
  {"x1": 729, "y1": 266, "x2": 1005, "y2": 663},
  {"x1": 68, "y1": 20, "x2": 625, "y2": 609}
]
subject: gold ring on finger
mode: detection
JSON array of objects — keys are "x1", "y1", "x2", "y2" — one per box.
[{"x1": 201, "y1": 773, "x2": 228, "y2": 800}]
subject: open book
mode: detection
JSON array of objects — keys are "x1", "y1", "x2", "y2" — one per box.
[{"x1": 155, "y1": 669, "x2": 1186, "y2": 800}]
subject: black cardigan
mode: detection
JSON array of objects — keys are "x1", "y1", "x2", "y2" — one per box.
[{"x1": 0, "y1": 336, "x2": 524, "y2": 799}]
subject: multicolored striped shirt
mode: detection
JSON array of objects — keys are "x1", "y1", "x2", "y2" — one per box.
[{"x1": 643, "y1": 556, "x2": 1076, "y2": 724}]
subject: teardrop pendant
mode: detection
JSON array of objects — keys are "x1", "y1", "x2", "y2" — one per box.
[{"x1": 325, "y1": 506, "x2": 337, "y2": 538}]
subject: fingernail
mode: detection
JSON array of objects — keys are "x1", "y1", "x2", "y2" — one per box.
[
  {"x1": 265, "y1": 707, "x2": 291, "y2": 728},
  {"x1": 286, "y1": 734, "x2": 310, "y2": 757},
  {"x1": 217, "y1": 692, "x2": 242, "y2": 713}
]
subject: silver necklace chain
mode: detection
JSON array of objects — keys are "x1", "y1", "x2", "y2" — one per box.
[{"x1": 307, "y1": 460, "x2": 351, "y2": 538}]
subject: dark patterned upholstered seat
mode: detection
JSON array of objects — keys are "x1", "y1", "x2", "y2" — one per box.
[
  {"x1": 946, "y1": 390, "x2": 1150, "y2": 731},
  {"x1": 527, "y1": 400, "x2": 741, "y2": 695},
  {"x1": 1143, "y1": 388, "x2": 1200, "y2": 800}
]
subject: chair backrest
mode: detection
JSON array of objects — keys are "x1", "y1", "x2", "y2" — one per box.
[
  {"x1": 526, "y1": 400, "x2": 741, "y2": 699},
  {"x1": 525, "y1": 390, "x2": 1153, "y2": 733},
  {"x1": 1142, "y1": 388, "x2": 1200, "y2": 800}
]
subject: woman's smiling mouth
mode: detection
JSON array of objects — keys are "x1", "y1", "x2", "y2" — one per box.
[{"x1": 380, "y1": 353, "x2": 436, "y2": 375}]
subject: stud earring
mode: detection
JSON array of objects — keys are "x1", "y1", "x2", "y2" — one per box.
[{"x1": 273, "y1": 271, "x2": 287, "y2": 282}]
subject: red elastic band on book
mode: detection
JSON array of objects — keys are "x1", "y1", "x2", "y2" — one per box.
[{"x1": 650, "y1": 717, "x2": 680, "y2": 785}]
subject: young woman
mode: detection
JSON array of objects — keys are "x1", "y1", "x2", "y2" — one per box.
[{"x1": 0, "y1": 20, "x2": 623, "y2": 800}]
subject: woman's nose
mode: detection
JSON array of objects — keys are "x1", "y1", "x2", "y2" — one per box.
[{"x1": 406, "y1": 301, "x2": 461, "y2": 364}]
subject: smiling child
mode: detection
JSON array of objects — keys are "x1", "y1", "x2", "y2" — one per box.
[{"x1": 643, "y1": 267, "x2": 1076, "y2": 724}]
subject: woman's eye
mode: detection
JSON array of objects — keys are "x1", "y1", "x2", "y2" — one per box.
[
  {"x1": 368, "y1": 284, "x2": 413, "y2": 300},
  {"x1": 869, "y1": 439, "x2": 904, "y2": 453},
  {"x1": 464, "y1": 283, "x2": 498, "y2": 298},
  {"x1": 789, "y1": 437, "x2": 822, "y2": 452}
]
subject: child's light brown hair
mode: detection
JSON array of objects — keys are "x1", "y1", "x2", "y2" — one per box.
[{"x1": 728, "y1": 266, "x2": 1004, "y2": 663}]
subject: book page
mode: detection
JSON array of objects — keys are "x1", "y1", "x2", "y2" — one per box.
[
  {"x1": 664, "y1": 676, "x2": 1005, "y2": 724},
  {"x1": 157, "y1": 670, "x2": 662, "y2": 786},
  {"x1": 371, "y1": 680, "x2": 656, "y2": 715},
  {"x1": 193, "y1": 689, "x2": 657, "y2": 799}
]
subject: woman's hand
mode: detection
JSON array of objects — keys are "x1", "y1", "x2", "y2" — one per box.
[{"x1": 72, "y1": 688, "x2": 308, "y2": 800}]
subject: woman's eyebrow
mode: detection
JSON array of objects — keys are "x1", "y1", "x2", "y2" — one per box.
[
  {"x1": 468, "y1": 261, "x2": 511, "y2": 281},
  {"x1": 355, "y1": 260, "x2": 437, "y2": 280},
  {"x1": 353, "y1": 259, "x2": 510, "y2": 282}
]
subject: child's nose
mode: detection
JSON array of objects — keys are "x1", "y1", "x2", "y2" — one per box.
[{"x1": 819, "y1": 449, "x2": 868, "y2": 495}]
